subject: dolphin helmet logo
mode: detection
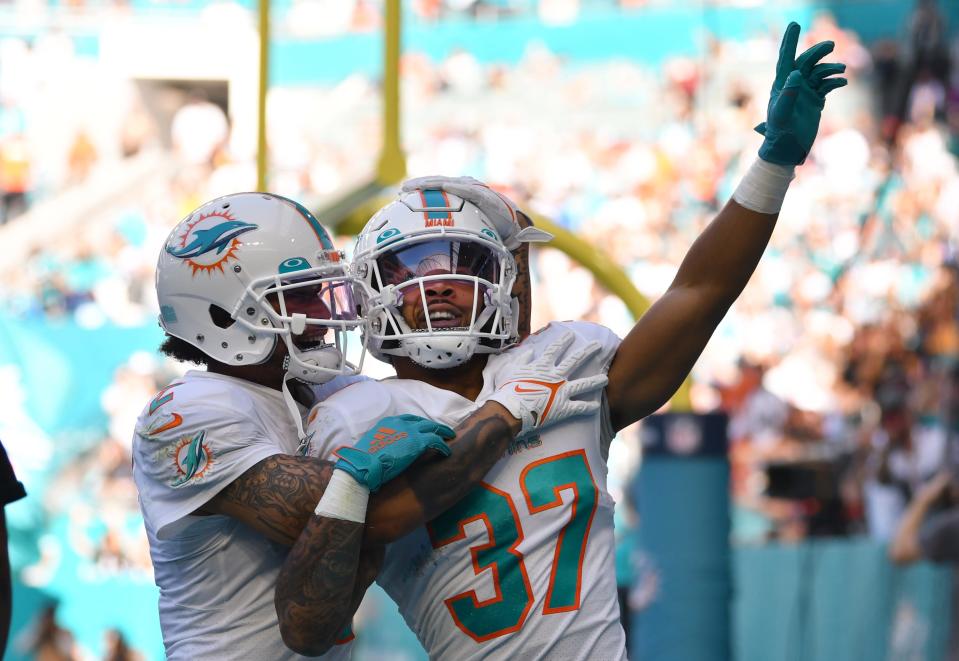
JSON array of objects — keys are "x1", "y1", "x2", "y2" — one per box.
[{"x1": 166, "y1": 211, "x2": 258, "y2": 276}]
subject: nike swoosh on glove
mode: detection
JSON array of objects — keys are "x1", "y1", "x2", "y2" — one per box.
[{"x1": 484, "y1": 331, "x2": 609, "y2": 437}]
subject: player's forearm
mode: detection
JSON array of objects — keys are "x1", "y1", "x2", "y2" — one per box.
[
  {"x1": 275, "y1": 516, "x2": 364, "y2": 656},
  {"x1": 669, "y1": 199, "x2": 777, "y2": 316},
  {"x1": 201, "y1": 455, "x2": 334, "y2": 546},
  {"x1": 889, "y1": 489, "x2": 939, "y2": 564},
  {"x1": 604, "y1": 199, "x2": 779, "y2": 429},
  {"x1": 512, "y1": 210, "x2": 534, "y2": 340},
  {"x1": 364, "y1": 402, "x2": 520, "y2": 544}
]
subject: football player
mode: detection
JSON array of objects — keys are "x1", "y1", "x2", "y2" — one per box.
[
  {"x1": 133, "y1": 192, "x2": 606, "y2": 659},
  {"x1": 276, "y1": 22, "x2": 847, "y2": 659}
]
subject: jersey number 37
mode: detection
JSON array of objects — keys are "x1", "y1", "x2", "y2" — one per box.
[{"x1": 427, "y1": 450, "x2": 598, "y2": 642}]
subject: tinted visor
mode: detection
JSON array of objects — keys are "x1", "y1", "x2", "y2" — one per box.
[
  {"x1": 376, "y1": 240, "x2": 500, "y2": 290},
  {"x1": 272, "y1": 278, "x2": 358, "y2": 322}
]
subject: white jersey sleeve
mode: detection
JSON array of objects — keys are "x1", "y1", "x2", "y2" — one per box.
[
  {"x1": 305, "y1": 379, "x2": 405, "y2": 461},
  {"x1": 133, "y1": 374, "x2": 292, "y2": 540}
]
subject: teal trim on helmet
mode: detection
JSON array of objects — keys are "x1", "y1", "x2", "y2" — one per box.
[
  {"x1": 377, "y1": 228, "x2": 401, "y2": 244},
  {"x1": 275, "y1": 194, "x2": 335, "y2": 250},
  {"x1": 279, "y1": 257, "x2": 312, "y2": 274}
]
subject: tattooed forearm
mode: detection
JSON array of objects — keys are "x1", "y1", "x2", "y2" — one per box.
[
  {"x1": 408, "y1": 405, "x2": 516, "y2": 517},
  {"x1": 275, "y1": 516, "x2": 365, "y2": 656},
  {"x1": 512, "y1": 210, "x2": 534, "y2": 340},
  {"x1": 201, "y1": 455, "x2": 334, "y2": 546},
  {"x1": 512, "y1": 243, "x2": 532, "y2": 340},
  {"x1": 271, "y1": 407, "x2": 519, "y2": 651},
  {"x1": 366, "y1": 402, "x2": 520, "y2": 542}
]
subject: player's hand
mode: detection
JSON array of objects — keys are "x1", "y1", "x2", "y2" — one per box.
[
  {"x1": 755, "y1": 22, "x2": 848, "y2": 166},
  {"x1": 401, "y1": 175, "x2": 552, "y2": 250},
  {"x1": 917, "y1": 469, "x2": 954, "y2": 505},
  {"x1": 484, "y1": 331, "x2": 608, "y2": 437},
  {"x1": 334, "y1": 414, "x2": 455, "y2": 492}
]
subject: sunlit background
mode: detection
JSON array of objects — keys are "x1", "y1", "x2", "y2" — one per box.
[{"x1": 1, "y1": 0, "x2": 958, "y2": 659}]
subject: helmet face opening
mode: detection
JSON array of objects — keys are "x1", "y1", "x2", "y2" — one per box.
[
  {"x1": 241, "y1": 266, "x2": 362, "y2": 383},
  {"x1": 263, "y1": 276, "x2": 358, "y2": 351},
  {"x1": 353, "y1": 191, "x2": 520, "y2": 369},
  {"x1": 375, "y1": 239, "x2": 503, "y2": 334},
  {"x1": 376, "y1": 239, "x2": 501, "y2": 291}
]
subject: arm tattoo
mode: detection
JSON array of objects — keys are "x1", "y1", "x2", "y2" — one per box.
[
  {"x1": 370, "y1": 403, "x2": 516, "y2": 536},
  {"x1": 512, "y1": 243, "x2": 532, "y2": 340},
  {"x1": 203, "y1": 455, "x2": 334, "y2": 546},
  {"x1": 275, "y1": 516, "x2": 366, "y2": 656},
  {"x1": 274, "y1": 405, "x2": 519, "y2": 651},
  {"x1": 511, "y1": 210, "x2": 534, "y2": 340}
]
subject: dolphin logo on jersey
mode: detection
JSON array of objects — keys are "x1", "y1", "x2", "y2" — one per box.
[
  {"x1": 167, "y1": 211, "x2": 259, "y2": 276},
  {"x1": 166, "y1": 220, "x2": 258, "y2": 259},
  {"x1": 170, "y1": 430, "x2": 214, "y2": 487}
]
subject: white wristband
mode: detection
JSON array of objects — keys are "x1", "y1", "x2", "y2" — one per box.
[
  {"x1": 314, "y1": 469, "x2": 370, "y2": 523},
  {"x1": 732, "y1": 158, "x2": 796, "y2": 215}
]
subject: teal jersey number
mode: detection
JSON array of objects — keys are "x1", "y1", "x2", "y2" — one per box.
[
  {"x1": 429, "y1": 483, "x2": 534, "y2": 642},
  {"x1": 428, "y1": 451, "x2": 598, "y2": 641},
  {"x1": 520, "y1": 450, "x2": 599, "y2": 613}
]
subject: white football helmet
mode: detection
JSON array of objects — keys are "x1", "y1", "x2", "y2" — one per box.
[
  {"x1": 156, "y1": 192, "x2": 361, "y2": 384},
  {"x1": 353, "y1": 188, "x2": 519, "y2": 369}
]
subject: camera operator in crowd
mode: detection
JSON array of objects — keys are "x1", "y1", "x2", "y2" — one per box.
[
  {"x1": 890, "y1": 461, "x2": 959, "y2": 661},
  {"x1": 885, "y1": 355, "x2": 959, "y2": 661}
]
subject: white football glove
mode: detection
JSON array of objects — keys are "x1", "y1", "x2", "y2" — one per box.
[
  {"x1": 484, "y1": 331, "x2": 608, "y2": 437},
  {"x1": 401, "y1": 175, "x2": 553, "y2": 251}
]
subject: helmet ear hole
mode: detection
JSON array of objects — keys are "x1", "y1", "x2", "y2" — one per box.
[{"x1": 209, "y1": 304, "x2": 236, "y2": 329}]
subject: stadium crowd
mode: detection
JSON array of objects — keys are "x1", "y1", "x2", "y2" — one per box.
[{"x1": 1, "y1": 3, "x2": 958, "y2": 657}]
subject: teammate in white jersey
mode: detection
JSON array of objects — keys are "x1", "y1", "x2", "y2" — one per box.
[
  {"x1": 134, "y1": 192, "x2": 604, "y2": 659},
  {"x1": 276, "y1": 22, "x2": 847, "y2": 659}
]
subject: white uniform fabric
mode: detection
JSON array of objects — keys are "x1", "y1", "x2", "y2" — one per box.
[
  {"x1": 308, "y1": 322, "x2": 627, "y2": 661},
  {"x1": 132, "y1": 370, "x2": 360, "y2": 661}
]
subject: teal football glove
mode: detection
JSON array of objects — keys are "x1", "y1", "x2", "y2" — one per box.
[
  {"x1": 756, "y1": 22, "x2": 848, "y2": 166},
  {"x1": 334, "y1": 414, "x2": 454, "y2": 492}
]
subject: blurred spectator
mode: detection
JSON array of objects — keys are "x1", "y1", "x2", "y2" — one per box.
[
  {"x1": 66, "y1": 131, "x2": 98, "y2": 186},
  {"x1": 890, "y1": 469, "x2": 959, "y2": 661},
  {"x1": 906, "y1": 0, "x2": 950, "y2": 88},
  {"x1": 170, "y1": 91, "x2": 229, "y2": 169},
  {"x1": 861, "y1": 360, "x2": 947, "y2": 540},
  {"x1": 0, "y1": 132, "x2": 30, "y2": 224},
  {"x1": 118, "y1": 103, "x2": 155, "y2": 159},
  {"x1": 102, "y1": 628, "x2": 143, "y2": 661},
  {"x1": 19, "y1": 603, "x2": 78, "y2": 661},
  {"x1": 0, "y1": 441, "x2": 26, "y2": 657}
]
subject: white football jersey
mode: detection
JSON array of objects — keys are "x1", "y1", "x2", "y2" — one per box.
[
  {"x1": 132, "y1": 370, "x2": 358, "y2": 661},
  {"x1": 308, "y1": 322, "x2": 627, "y2": 660}
]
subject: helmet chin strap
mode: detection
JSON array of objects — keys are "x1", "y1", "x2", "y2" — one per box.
[
  {"x1": 280, "y1": 373, "x2": 309, "y2": 450},
  {"x1": 281, "y1": 332, "x2": 344, "y2": 385}
]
